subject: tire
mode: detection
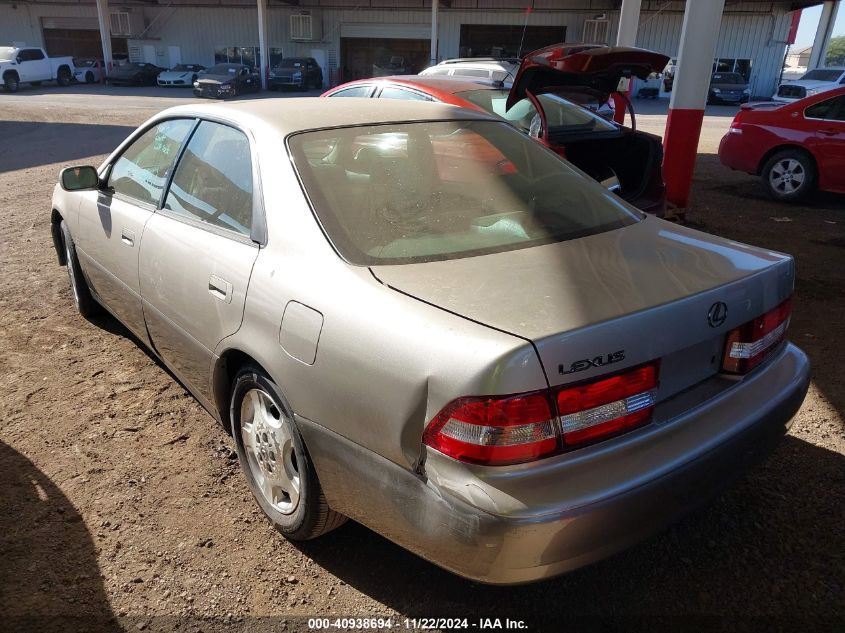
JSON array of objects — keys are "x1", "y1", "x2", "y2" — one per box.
[
  {"x1": 3, "y1": 72, "x2": 19, "y2": 93},
  {"x1": 60, "y1": 220, "x2": 101, "y2": 318},
  {"x1": 85, "y1": 71, "x2": 95, "y2": 84},
  {"x1": 761, "y1": 149, "x2": 816, "y2": 202},
  {"x1": 231, "y1": 366, "x2": 347, "y2": 540},
  {"x1": 57, "y1": 67, "x2": 72, "y2": 87}
]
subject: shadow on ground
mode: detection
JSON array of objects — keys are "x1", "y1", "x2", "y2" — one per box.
[
  {"x1": 0, "y1": 121, "x2": 136, "y2": 172},
  {"x1": 0, "y1": 441, "x2": 122, "y2": 632}
]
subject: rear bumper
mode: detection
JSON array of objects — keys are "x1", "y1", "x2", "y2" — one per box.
[
  {"x1": 718, "y1": 132, "x2": 759, "y2": 174},
  {"x1": 298, "y1": 343, "x2": 809, "y2": 584}
]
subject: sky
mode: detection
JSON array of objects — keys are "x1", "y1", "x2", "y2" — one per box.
[{"x1": 794, "y1": 3, "x2": 845, "y2": 47}]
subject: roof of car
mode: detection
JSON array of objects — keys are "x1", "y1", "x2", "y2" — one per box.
[
  {"x1": 334, "y1": 75, "x2": 505, "y2": 95},
  {"x1": 159, "y1": 97, "x2": 495, "y2": 136}
]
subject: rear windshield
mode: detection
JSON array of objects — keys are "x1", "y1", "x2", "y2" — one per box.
[
  {"x1": 288, "y1": 120, "x2": 639, "y2": 265},
  {"x1": 456, "y1": 89, "x2": 617, "y2": 135},
  {"x1": 800, "y1": 69, "x2": 843, "y2": 82},
  {"x1": 711, "y1": 73, "x2": 743, "y2": 84}
]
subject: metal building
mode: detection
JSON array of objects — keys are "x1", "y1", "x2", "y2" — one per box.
[{"x1": 0, "y1": 1, "x2": 822, "y2": 97}]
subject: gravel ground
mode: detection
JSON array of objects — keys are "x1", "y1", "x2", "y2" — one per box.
[{"x1": 0, "y1": 92, "x2": 843, "y2": 633}]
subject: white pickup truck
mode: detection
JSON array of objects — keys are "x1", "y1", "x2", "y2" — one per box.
[{"x1": 0, "y1": 46, "x2": 74, "y2": 93}]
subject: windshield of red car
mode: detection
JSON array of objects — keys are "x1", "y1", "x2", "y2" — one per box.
[
  {"x1": 455, "y1": 89, "x2": 617, "y2": 136},
  {"x1": 288, "y1": 120, "x2": 640, "y2": 265}
]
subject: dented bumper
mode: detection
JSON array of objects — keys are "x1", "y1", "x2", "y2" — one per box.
[{"x1": 297, "y1": 343, "x2": 809, "y2": 584}]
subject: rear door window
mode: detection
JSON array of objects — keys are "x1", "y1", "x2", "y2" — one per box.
[
  {"x1": 329, "y1": 85, "x2": 374, "y2": 97},
  {"x1": 163, "y1": 121, "x2": 254, "y2": 237},
  {"x1": 20, "y1": 49, "x2": 45, "y2": 62},
  {"x1": 378, "y1": 86, "x2": 433, "y2": 101},
  {"x1": 806, "y1": 96, "x2": 844, "y2": 120}
]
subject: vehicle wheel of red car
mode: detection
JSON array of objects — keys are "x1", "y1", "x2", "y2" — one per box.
[{"x1": 761, "y1": 149, "x2": 816, "y2": 202}]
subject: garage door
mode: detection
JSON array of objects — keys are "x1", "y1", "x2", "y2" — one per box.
[
  {"x1": 341, "y1": 37, "x2": 430, "y2": 82},
  {"x1": 42, "y1": 21, "x2": 128, "y2": 61},
  {"x1": 459, "y1": 24, "x2": 567, "y2": 58}
]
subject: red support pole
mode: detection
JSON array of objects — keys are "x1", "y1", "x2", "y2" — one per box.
[{"x1": 662, "y1": 0, "x2": 726, "y2": 209}]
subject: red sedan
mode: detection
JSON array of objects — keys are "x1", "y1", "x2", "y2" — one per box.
[
  {"x1": 719, "y1": 86, "x2": 845, "y2": 201},
  {"x1": 322, "y1": 45, "x2": 669, "y2": 216}
]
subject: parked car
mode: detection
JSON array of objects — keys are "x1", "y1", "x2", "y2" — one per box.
[
  {"x1": 0, "y1": 46, "x2": 73, "y2": 92},
  {"x1": 158, "y1": 63, "x2": 205, "y2": 87},
  {"x1": 719, "y1": 87, "x2": 845, "y2": 201},
  {"x1": 107, "y1": 62, "x2": 166, "y2": 87},
  {"x1": 73, "y1": 58, "x2": 105, "y2": 84},
  {"x1": 269, "y1": 57, "x2": 322, "y2": 90},
  {"x1": 193, "y1": 63, "x2": 260, "y2": 98},
  {"x1": 772, "y1": 67, "x2": 845, "y2": 103},
  {"x1": 707, "y1": 72, "x2": 750, "y2": 104},
  {"x1": 324, "y1": 45, "x2": 670, "y2": 215},
  {"x1": 420, "y1": 57, "x2": 519, "y2": 82},
  {"x1": 50, "y1": 98, "x2": 809, "y2": 584}
]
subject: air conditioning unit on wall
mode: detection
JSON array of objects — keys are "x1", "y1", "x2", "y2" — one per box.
[
  {"x1": 582, "y1": 19, "x2": 610, "y2": 45},
  {"x1": 290, "y1": 11, "x2": 323, "y2": 42}
]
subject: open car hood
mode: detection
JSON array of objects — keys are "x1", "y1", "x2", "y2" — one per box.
[{"x1": 507, "y1": 44, "x2": 670, "y2": 109}]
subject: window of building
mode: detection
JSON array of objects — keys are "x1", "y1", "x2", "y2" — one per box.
[{"x1": 110, "y1": 12, "x2": 131, "y2": 36}]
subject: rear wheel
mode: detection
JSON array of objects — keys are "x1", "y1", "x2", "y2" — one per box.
[
  {"x1": 761, "y1": 149, "x2": 816, "y2": 202},
  {"x1": 57, "y1": 67, "x2": 72, "y2": 87},
  {"x1": 231, "y1": 366, "x2": 347, "y2": 540},
  {"x1": 60, "y1": 220, "x2": 101, "y2": 318}
]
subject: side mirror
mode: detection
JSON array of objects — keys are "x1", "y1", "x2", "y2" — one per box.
[{"x1": 60, "y1": 166, "x2": 100, "y2": 191}]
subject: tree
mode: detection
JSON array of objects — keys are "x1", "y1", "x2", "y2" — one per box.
[{"x1": 826, "y1": 36, "x2": 845, "y2": 66}]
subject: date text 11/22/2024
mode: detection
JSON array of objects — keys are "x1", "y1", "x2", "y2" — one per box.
[{"x1": 307, "y1": 618, "x2": 529, "y2": 630}]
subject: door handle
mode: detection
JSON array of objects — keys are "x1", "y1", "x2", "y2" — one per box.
[
  {"x1": 208, "y1": 275, "x2": 233, "y2": 304},
  {"x1": 819, "y1": 129, "x2": 838, "y2": 136},
  {"x1": 121, "y1": 228, "x2": 135, "y2": 247}
]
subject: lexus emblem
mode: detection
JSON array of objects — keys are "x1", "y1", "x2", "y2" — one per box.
[{"x1": 707, "y1": 302, "x2": 728, "y2": 328}]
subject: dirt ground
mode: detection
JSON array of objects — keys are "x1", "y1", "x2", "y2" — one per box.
[{"x1": 0, "y1": 94, "x2": 843, "y2": 633}]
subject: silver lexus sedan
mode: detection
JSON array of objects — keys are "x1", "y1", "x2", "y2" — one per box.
[{"x1": 50, "y1": 99, "x2": 810, "y2": 584}]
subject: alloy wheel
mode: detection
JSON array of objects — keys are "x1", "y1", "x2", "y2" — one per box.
[
  {"x1": 769, "y1": 158, "x2": 805, "y2": 195},
  {"x1": 240, "y1": 388, "x2": 301, "y2": 515}
]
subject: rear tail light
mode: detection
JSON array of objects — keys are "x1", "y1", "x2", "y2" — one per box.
[
  {"x1": 722, "y1": 297, "x2": 791, "y2": 374},
  {"x1": 423, "y1": 362, "x2": 660, "y2": 466},
  {"x1": 556, "y1": 363, "x2": 658, "y2": 447},
  {"x1": 422, "y1": 391, "x2": 558, "y2": 466}
]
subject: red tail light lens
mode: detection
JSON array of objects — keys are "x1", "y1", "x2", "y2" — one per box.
[
  {"x1": 423, "y1": 363, "x2": 661, "y2": 465},
  {"x1": 422, "y1": 391, "x2": 558, "y2": 466},
  {"x1": 556, "y1": 363, "x2": 659, "y2": 447},
  {"x1": 722, "y1": 297, "x2": 791, "y2": 374}
]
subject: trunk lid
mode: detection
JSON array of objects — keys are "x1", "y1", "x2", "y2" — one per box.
[
  {"x1": 371, "y1": 218, "x2": 794, "y2": 398},
  {"x1": 507, "y1": 44, "x2": 670, "y2": 110}
]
